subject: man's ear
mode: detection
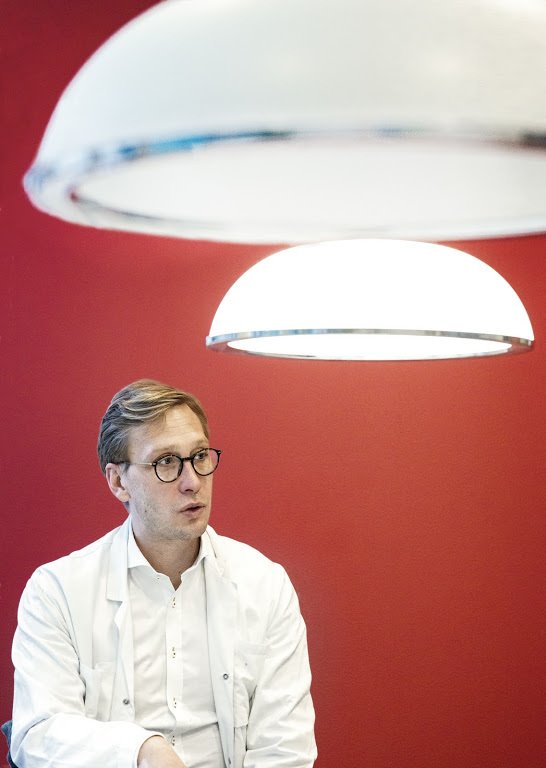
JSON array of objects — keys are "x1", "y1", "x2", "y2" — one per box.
[{"x1": 105, "y1": 463, "x2": 131, "y2": 504}]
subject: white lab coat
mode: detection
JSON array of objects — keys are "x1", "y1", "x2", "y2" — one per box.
[{"x1": 11, "y1": 520, "x2": 316, "y2": 768}]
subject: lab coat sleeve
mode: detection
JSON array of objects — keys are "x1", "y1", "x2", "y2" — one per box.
[
  {"x1": 11, "y1": 568, "x2": 156, "y2": 768},
  {"x1": 243, "y1": 566, "x2": 317, "y2": 768}
]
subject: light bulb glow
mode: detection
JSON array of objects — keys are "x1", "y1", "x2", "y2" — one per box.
[{"x1": 206, "y1": 240, "x2": 534, "y2": 360}]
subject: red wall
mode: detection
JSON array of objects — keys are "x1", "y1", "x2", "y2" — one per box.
[{"x1": 1, "y1": 3, "x2": 545, "y2": 767}]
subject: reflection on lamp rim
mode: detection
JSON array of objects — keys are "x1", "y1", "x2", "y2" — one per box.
[
  {"x1": 206, "y1": 327, "x2": 533, "y2": 359},
  {"x1": 25, "y1": 127, "x2": 546, "y2": 185},
  {"x1": 25, "y1": 128, "x2": 546, "y2": 243}
]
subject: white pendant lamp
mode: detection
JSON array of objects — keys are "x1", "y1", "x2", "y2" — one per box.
[
  {"x1": 24, "y1": 0, "x2": 546, "y2": 243},
  {"x1": 206, "y1": 240, "x2": 534, "y2": 360}
]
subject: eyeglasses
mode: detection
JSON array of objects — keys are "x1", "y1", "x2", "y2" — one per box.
[{"x1": 123, "y1": 448, "x2": 222, "y2": 483}]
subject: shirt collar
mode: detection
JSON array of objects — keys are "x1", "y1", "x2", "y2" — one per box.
[{"x1": 127, "y1": 524, "x2": 210, "y2": 573}]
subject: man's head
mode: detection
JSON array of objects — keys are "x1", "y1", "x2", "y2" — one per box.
[
  {"x1": 99, "y1": 380, "x2": 215, "y2": 551},
  {"x1": 98, "y1": 379, "x2": 209, "y2": 473}
]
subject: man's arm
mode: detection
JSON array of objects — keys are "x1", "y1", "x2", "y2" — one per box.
[
  {"x1": 137, "y1": 736, "x2": 187, "y2": 768},
  {"x1": 11, "y1": 569, "x2": 164, "y2": 768},
  {"x1": 243, "y1": 566, "x2": 317, "y2": 767}
]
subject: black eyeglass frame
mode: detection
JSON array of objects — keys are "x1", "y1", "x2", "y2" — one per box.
[{"x1": 121, "y1": 448, "x2": 222, "y2": 482}]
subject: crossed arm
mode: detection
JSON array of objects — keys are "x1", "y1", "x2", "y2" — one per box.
[{"x1": 137, "y1": 736, "x2": 187, "y2": 768}]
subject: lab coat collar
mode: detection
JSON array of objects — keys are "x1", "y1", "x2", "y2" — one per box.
[
  {"x1": 105, "y1": 520, "x2": 232, "y2": 603},
  {"x1": 202, "y1": 525, "x2": 231, "y2": 580},
  {"x1": 106, "y1": 518, "x2": 131, "y2": 603}
]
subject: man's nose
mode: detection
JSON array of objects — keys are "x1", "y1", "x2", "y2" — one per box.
[{"x1": 176, "y1": 460, "x2": 202, "y2": 492}]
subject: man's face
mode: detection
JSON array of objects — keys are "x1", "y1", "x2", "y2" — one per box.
[{"x1": 112, "y1": 404, "x2": 213, "y2": 549}]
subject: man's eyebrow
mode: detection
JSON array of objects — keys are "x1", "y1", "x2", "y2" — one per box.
[{"x1": 143, "y1": 441, "x2": 210, "y2": 459}]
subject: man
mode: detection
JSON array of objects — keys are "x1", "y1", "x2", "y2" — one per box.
[{"x1": 11, "y1": 380, "x2": 316, "y2": 768}]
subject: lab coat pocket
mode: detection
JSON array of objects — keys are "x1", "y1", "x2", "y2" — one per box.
[
  {"x1": 80, "y1": 661, "x2": 116, "y2": 720},
  {"x1": 233, "y1": 641, "x2": 266, "y2": 727}
]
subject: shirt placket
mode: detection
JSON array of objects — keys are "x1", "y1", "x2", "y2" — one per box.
[{"x1": 165, "y1": 589, "x2": 183, "y2": 747}]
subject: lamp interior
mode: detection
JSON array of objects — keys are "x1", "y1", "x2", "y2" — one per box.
[
  {"x1": 215, "y1": 332, "x2": 519, "y2": 360},
  {"x1": 40, "y1": 134, "x2": 546, "y2": 243}
]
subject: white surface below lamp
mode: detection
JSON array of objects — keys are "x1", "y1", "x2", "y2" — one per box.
[{"x1": 206, "y1": 240, "x2": 534, "y2": 360}]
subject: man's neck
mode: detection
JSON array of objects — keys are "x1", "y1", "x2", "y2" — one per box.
[{"x1": 132, "y1": 530, "x2": 201, "y2": 588}]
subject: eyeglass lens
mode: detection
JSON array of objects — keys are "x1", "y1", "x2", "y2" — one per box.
[{"x1": 155, "y1": 449, "x2": 220, "y2": 482}]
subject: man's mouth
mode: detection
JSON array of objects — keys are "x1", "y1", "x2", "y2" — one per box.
[{"x1": 178, "y1": 502, "x2": 205, "y2": 517}]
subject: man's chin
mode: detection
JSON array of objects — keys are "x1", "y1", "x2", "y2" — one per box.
[{"x1": 176, "y1": 514, "x2": 209, "y2": 539}]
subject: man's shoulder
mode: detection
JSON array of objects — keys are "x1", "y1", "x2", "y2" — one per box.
[
  {"x1": 206, "y1": 525, "x2": 274, "y2": 561},
  {"x1": 31, "y1": 522, "x2": 126, "y2": 582},
  {"x1": 205, "y1": 526, "x2": 287, "y2": 580}
]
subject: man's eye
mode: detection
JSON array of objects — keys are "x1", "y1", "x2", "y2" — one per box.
[
  {"x1": 157, "y1": 455, "x2": 177, "y2": 467},
  {"x1": 192, "y1": 449, "x2": 209, "y2": 462}
]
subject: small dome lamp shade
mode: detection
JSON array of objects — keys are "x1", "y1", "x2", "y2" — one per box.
[
  {"x1": 206, "y1": 240, "x2": 534, "y2": 360},
  {"x1": 23, "y1": 0, "x2": 546, "y2": 244}
]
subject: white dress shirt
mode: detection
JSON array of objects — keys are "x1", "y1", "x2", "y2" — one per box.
[{"x1": 128, "y1": 530, "x2": 224, "y2": 768}]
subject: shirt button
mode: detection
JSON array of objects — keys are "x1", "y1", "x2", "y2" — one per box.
[
  {"x1": 122, "y1": 698, "x2": 130, "y2": 705},
  {"x1": 223, "y1": 673, "x2": 229, "y2": 680}
]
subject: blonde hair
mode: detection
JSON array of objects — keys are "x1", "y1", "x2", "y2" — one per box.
[{"x1": 97, "y1": 379, "x2": 209, "y2": 472}]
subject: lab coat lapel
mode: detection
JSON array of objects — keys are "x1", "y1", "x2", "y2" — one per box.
[
  {"x1": 106, "y1": 520, "x2": 135, "y2": 709},
  {"x1": 204, "y1": 529, "x2": 237, "y2": 768}
]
